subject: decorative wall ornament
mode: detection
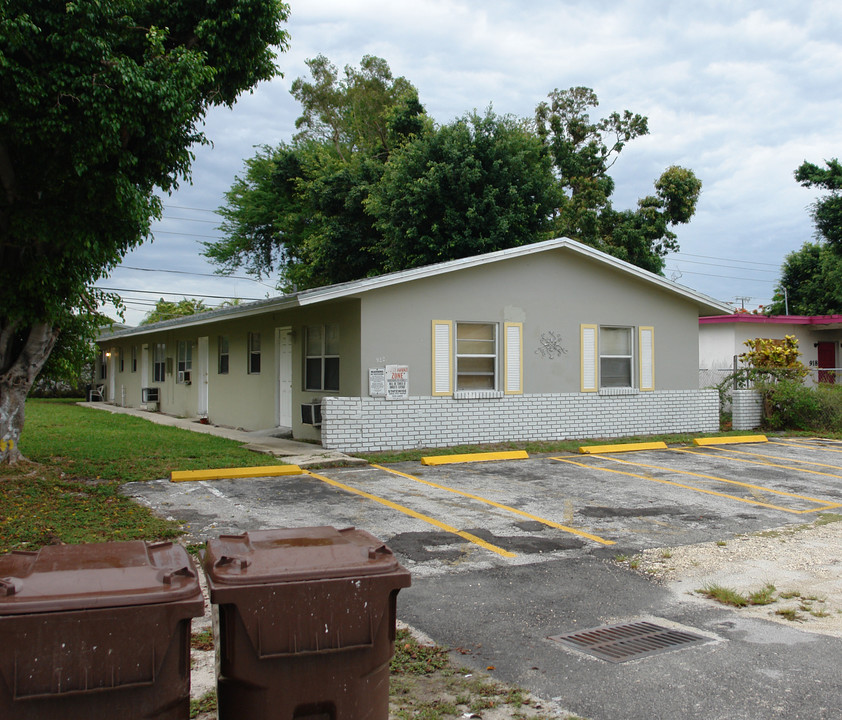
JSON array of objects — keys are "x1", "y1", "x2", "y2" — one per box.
[{"x1": 535, "y1": 331, "x2": 568, "y2": 360}]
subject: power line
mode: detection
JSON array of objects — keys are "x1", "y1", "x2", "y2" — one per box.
[
  {"x1": 157, "y1": 215, "x2": 220, "y2": 225},
  {"x1": 151, "y1": 229, "x2": 221, "y2": 240},
  {"x1": 669, "y1": 257, "x2": 778, "y2": 275},
  {"x1": 94, "y1": 286, "x2": 265, "y2": 301},
  {"x1": 162, "y1": 204, "x2": 220, "y2": 215},
  {"x1": 672, "y1": 251, "x2": 780, "y2": 268},
  {"x1": 664, "y1": 267, "x2": 777, "y2": 284},
  {"x1": 117, "y1": 264, "x2": 276, "y2": 288}
]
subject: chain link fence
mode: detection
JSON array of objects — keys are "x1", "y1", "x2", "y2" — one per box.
[{"x1": 700, "y1": 359, "x2": 842, "y2": 392}]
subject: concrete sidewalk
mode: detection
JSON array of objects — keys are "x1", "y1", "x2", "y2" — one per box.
[{"x1": 77, "y1": 401, "x2": 365, "y2": 468}]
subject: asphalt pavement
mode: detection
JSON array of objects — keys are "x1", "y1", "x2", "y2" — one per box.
[{"x1": 113, "y1": 414, "x2": 842, "y2": 720}]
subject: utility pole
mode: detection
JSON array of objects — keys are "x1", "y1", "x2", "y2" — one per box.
[{"x1": 735, "y1": 296, "x2": 751, "y2": 310}]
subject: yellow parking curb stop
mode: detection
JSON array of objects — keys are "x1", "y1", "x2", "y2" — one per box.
[
  {"x1": 693, "y1": 435, "x2": 768, "y2": 446},
  {"x1": 579, "y1": 442, "x2": 668, "y2": 454},
  {"x1": 170, "y1": 465, "x2": 303, "y2": 482},
  {"x1": 421, "y1": 450, "x2": 529, "y2": 466}
]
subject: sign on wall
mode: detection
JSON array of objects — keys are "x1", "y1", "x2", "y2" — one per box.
[
  {"x1": 385, "y1": 365, "x2": 409, "y2": 400},
  {"x1": 368, "y1": 367, "x2": 386, "y2": 397}
]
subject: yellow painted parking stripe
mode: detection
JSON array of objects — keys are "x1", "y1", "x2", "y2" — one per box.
[
  {"x1": 773, "y1": 439, "x2": 842, "y2": 454},
  {"x1": 372, "y1": 464, "x2": 614, "y2": 546},
  {"x1": 604, "y1": 453, "x2": 840, "y2": 511},
  {"x1": 680, "y1": 445, "x2": 842, "y2": 477},
  {"x1": 170, "y1": 465, "x2": 302, "y2": 482},
  {"x1": 421, "y1": 450, "x2": 529, "y2": 465},
  {"x1": 550, "y1": 456, "x2": 839, "y2": 514},
  {"x1": 304, "y1": 470, "x2": 516, "y2": 557},
  {"x1": 579, "y1": 442, "x2": 667, "y2": 454},
  {"x1": 693, "y1": 435, "x2": 767, "y2": 446}
]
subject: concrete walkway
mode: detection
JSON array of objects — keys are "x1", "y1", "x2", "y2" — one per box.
[{"x1": 77, "y1": 402, "x2": 365, "y2": 468}]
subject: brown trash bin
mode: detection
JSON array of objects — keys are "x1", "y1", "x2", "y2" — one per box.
[
  {"x1": 0, "y1": 540, "x2": 204, "y2": 720},
  {"x1": 203, "y1": 526, "x2": 411, "y2": 720}
]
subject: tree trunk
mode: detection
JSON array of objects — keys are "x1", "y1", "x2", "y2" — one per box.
[{"x1": 0, "y1": 322, "x2": 59, "y2": 464}]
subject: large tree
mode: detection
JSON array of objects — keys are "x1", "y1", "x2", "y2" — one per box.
[
  {"x1": 205, "y1": 55, "x2": 427, "y2": 290},
  {"x1": 140, "y1": 298, "x2": 211, "y2": 325},
  {"x1": 768, "y1": 159, "x2": 842, "y2": 315},
  {"x1": 0, "y1": 0, "x2": 290, "y2": 463},
  {"x1": 769, "y1": 242, "x2": 842, "y2": 315},
  {"x1": 794, "y1": 158, "x2": 842, "y2": 249},
  {"x1": 208, "y1": 66, "x2": 703, "y2": 290},
  {"x1": 536, "y1": 87, "x2": 701, "y2": 273},
  {"x1": 367, "y1": 109, "x2": 560, "y2": 271}
]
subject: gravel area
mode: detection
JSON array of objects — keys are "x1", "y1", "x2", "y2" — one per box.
[{"x1": 634, "y1": 516, "x2": 842, "y2": 636}]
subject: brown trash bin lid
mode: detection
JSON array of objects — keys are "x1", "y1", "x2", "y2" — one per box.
[
  {"x1": 203, "y1": 526, "x2": 403, "y2": 586},
  {"x1": 0, "y1": 540, "x2": 202, "y2": 615}
]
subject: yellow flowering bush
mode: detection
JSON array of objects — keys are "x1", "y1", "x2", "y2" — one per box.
[{"x1": 739, "y1": 336, "x2": 808, "y2": 378}]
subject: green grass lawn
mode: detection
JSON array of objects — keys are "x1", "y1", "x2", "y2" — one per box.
[{"x1": 0, "y1": 399, "x2": 282, "y2": 553}]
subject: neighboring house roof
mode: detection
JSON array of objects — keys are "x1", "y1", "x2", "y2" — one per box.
[
  {"x1": 101, "y1": 237, "x2": 732, "y2": 341},
  {"x1": 700, "y1": 314, "x2": 842, "y2": 330}
]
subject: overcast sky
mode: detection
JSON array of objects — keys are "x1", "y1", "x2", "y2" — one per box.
[{"x1": 104, "y1": 0, "x2": 842, "y2": 325}]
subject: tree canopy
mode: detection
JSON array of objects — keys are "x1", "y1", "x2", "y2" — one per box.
[
  {"x1": 140, "y1": 298, "x2": 211, "y2": 325},
  {"x1": 769, "y1": 158, "x2": 842, "y2": 315},
  {"x1": 206, "y1": 57, "x2": 703, "y2": 290},
  {"x1": 367, "y1": 110, "x2": 561, "y2": 271},
  {"x1": 0, "y1": 0, "x2": 290, "y2": 463},
  {"x1": 205, "y1": 55, "x2": 428, "y2": 290},
  {"x1": 535, "y1": 88, "x2": 701, "y2": 273},
  {"x1": 769, "y1": 241, "x2": 842, "y2": 315},
  {"x1": 794, "y1": 158, "x2": 842, "y2": 249}
]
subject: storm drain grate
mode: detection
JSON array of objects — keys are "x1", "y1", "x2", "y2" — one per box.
[{"x1": 549, "y1": 621, "x2": 709, "y2": 663}]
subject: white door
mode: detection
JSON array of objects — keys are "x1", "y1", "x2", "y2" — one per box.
[
  {"x1": 275, "y1": 327, "x2": 293, "y2": 427},
  {"x1": 197, "y1": 336, "x2": 209, "y2": 417}
]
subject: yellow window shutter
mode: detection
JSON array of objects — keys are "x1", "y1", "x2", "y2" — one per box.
[
  {"x1": 581, "y1": 324, "x2": 598, "y2": 392},
  {"x1": 503, "y1": 322, "x2": 523, "y2": 394},
  {"x1": 431, "y1": 320, "x2": 453, "y2": 396},
  {"x1": 639, "y1": 326, "x2": 655, "y2": 391}
]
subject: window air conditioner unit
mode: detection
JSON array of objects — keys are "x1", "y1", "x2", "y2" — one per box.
[
  {"x1": 142, "y1": 387, "x2": 160, "y2": 403},
  {"x1": 301, "y1": 402, "x2": 322, "y2": 427},
  {"x1": 178, "y1": 370, "x2": 192, "y2": 384}
]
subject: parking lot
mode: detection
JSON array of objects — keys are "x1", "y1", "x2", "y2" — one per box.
[
  {"x1": 124, "y1": 436, "x2": 842, "y2": 720},
  {"x1": 127, "y1": 436, "x2": 842, "y2": 576}
]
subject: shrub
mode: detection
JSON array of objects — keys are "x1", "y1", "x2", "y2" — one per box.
[
  {"x1": 764, "y1": 379, "x2": 822, "y2": 430},
  {"x1": 762, "y1": 379, "x2": 842, "y2": 432}
]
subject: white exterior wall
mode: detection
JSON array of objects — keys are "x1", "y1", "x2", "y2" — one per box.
[
  {"x1": 699, "y1": 324, "x2": 737, "y2": 369},
  {"x1": 321, "y1": 389, "x2": 719, "y2": 452}
]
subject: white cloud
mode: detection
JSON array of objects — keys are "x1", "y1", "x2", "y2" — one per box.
[{"x1": 107, "y1": 0, "x2": 842, "y2": 323}]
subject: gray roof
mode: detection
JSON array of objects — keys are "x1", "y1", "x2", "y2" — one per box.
[{"x1": 100, "y1": 237, "x2": 732, "y2": 340}]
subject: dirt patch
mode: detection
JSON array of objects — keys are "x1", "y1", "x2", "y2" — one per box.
[{"x1": 632, "y1": 515, "x2": 842, "y2": 635}]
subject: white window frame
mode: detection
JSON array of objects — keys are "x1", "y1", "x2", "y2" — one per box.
[
  {"x1": 599, "y1": 326, "x2": 634, "y2": 389},
  {"x1": 177, "y1": 341, "x2": 193, "y2": 383},
  {"x1": 433, "y1": 320, "x2": 522, "y2": 397},
  {"x1": 581, "y1": 324, "x2": 654, "y2": 393},
  {"x1": 455, "y1": 321, "x2": 498, "y2": 392},
  {"x1": 218, "y1": 335, "x2": 230, "y2": 374},
  {"x1": 248, "y1": 332, "x2": 261, "y2": 374},
  {"x1": 305, "y1": 324, "x2": 340, "y2": 392},
  {"x1": 153, "y1": 343, "x2": 166, "y2": 383}
]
